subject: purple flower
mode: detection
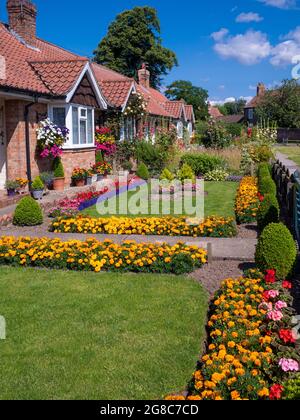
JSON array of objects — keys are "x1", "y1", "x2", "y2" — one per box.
[{"x1": 279, "y1": 359, "x2": 299, "y2": 372}]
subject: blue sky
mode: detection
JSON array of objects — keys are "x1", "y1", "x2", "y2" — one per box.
[{"x1": 1, "y1": 0, "x2": 300, "y2": 102}]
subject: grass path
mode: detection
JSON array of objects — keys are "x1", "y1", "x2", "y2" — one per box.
[
  {"x1": 275, "y1": 146, "x2": 300, "y2": 166},
  {"x1": 0, "y1": 267, "x2": 208, "y2": 400}
]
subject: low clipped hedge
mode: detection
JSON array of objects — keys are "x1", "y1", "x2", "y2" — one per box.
[
  {"x1": 181, "y1": 153, "x2": 224, "y2": 176},
  {"x1": 255, "y1": 223, "x2": 297, "y2": 280},
  {"x1": 13, "y1": 197, "x2": 43, "y2": 227},
  {"x1": 257, "y1": 193, "x2": 280, "y2": 231},
  {"x1": 259, "y1": 176, "x2": 277, "y2": 196}
]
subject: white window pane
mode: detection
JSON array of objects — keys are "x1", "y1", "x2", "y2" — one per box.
[
  {"x1": 53, "y1": 107, "x2": 66, "y2": 127},
  {"x1": 87, "y1": 109, "x2": 93, "y2": 144},
  {"x1": 80, "y1": 120, "x2": 87, "y2": 144},
  {"x1": 72, "y1": 107, "x2": 79, "y2": 145}
]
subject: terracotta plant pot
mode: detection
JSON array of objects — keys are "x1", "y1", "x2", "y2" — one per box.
[
  {"x1": 75, "y1": 179, "x2": 85, "y2": 187},
  {"x1": 53, "y1": 177, "x2": 65, "y2": 191}
]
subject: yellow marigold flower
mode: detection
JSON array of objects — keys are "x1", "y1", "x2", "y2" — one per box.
[{"x1": 258, "y1": 388, "x2": 269, "y2": 398}]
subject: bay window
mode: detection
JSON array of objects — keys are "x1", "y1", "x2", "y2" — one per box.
[{"x1": 49, "y1": 104, "x2": 94, "y2": 148}]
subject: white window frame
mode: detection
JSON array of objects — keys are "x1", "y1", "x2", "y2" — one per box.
[{"x1": 48, "y1": 104, "x2": 95, "y2": 150}]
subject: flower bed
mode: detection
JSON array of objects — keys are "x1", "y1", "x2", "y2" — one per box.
[
  {"x1": 50, "y1": 216, "x2": 237, "y2": 238},
  {"x1": 0, "y1": 237, "x2": 207, "y2": 275},
  {"x1": 166, "y1": 270, "x2": 299, "y2": 400},
  {"x1": 235, "y1": 177, "x2": 260, "y2": 224}
]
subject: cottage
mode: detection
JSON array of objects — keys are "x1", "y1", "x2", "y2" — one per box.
[
  {"x1": 244, "y1": 83, "x2": 266, "y2": 126},
  {"x1": 0, "y1": 0, "x2": 195, "y2": 188}
]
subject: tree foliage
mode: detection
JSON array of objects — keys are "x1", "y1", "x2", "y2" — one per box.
[
  {"x1": 256, "y1": 79, "x2": 300, "y2": 128},
  {"x1": 217, "y1": 99, "x2": 246, "y2": 116},
  {"x1": 93, "y1": 7, "x2": 177, "y2": 88},
  {"x1": 165, "y1": 80, "x2": 209, "y2": 120}
]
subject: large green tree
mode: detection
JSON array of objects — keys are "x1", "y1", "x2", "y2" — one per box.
[
  {"x1": 256, "y1": 79, "x2": 300, "y2": 128},
  {"x1": 93, "y1": 7, "x2": 177, "y2": 88},
  {"x1": 165, "y1": 80, "x2": 209, "y2": 120},
  {"x1": 217, "y1": 99, "x2": 247, "y2": 116}
]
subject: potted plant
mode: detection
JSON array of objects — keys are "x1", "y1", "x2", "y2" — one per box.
[
  {"x1": 39, "y1": 172, "x2": 54, "y2": 190},
  {"x1": 86, "y1": 169, "x2": 93, "y2": 186},
  {"x1": 52, "y1": 157, "x2": 65, "y2": 191},
  {"x1": 72, "y1": 168, "x2": 86, "y2": 187},
  {"x1": 31, "y1": 176, "x2": 45, "y2": 200},
  {"x1": 5, "y1": 180, "x2": 19, "y2": 197},
  {"x1": 16, "y1": 178, "x2": 28, "y2": 195}
]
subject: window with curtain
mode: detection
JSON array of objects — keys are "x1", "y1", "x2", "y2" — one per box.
[{"x1": 52, "y1": 107, "x2": 66, "y2": 128}]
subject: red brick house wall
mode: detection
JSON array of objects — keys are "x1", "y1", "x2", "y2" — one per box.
[{"x1": 5, "y1": 99, "x2": 96, "y2": 185}]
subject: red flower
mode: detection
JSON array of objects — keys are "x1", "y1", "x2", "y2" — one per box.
[
  {"x1": 279, "y1": 329, "x2": 296, "y2": 344},
  {"x1": 282, "y1": 281, "x2": 292, "y2": 290},
  {"x1": 263, "y1": 291, "x2": 271, "y2": 301},
  {"x1": 265, "y1": 270, "x2": 276, "y2": 284},
  {"x1": 258, "y1": 193, "x2": 265, "y2": 202},
  {"x1": 270, "y1": 384, "x2": 284, "y2": 400}
]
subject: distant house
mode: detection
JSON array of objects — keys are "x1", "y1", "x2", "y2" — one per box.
[
  {"x1": 217, "y1": 114, "x2": 244, "y2": 124},
  {"x1": 244, "y1": 83, "x2": 266, "y2": 126},
  {"x1": 208, "y1": 105, "x2": 223, "y2": 119}
]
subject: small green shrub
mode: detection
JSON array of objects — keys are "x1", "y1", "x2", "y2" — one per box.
[
  {"x1": 160, "y1": 168, "x2": 174, "y2": 182},
  {"x1": 181, "y1": 153, "x2": 224, "y2": 176},
  {"x1": 122, "y1": 161, "x2": 133, "y2": 172},
  {"x1": 282, "y1": 375, "x2": 300, "y2": 400},
  {"x1": 136, "y1": 163, "x2": 150, "y2": 180},
  {"x1": 257, "y1": 193, "x2": 280, "y2": 231},
  {"x1": 177, "y1": 164, "x2": 196, "y2": 183},
  {"x1": 13, "y1": 197, "x2": 43, "y2": 226},
  {"x1": 39, "y1": 172, "x2": 54, "y2": 188},
  {"x1": 136, "y1": 141, "x2": 163, "y2": 173},
  {"x1": 31, "y1": 176, "x2": 44, "y2": 191},
  {"x1": 204, "y1": 168, "x2": 229, "y2": 182},
  {"x1": 53, "y1": 158, "x2": 65, "y2": 178},
  {"x1": 95, "y1": 151, "x2": 103, "y2": 164},
  {"x1": 255, "y1": 223, "x2": 297, "y2": 280},
  {"x1": 259, "y1": 176, "x2": 277, "y2": 196},
  {"x1": 258, "y1": 163, "x2": 271, "y2": 178}
]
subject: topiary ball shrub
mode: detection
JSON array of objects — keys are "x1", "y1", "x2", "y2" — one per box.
[
  {"x1": 53, "y1": 157, "x2": 65, "y2": 178},
  {"x1": 257, "y1": 193, "x2": 280, "y2": 231},
  {"x1": 13, "y1": 197, "x2": 43, "y2": 227},
  {"x1": 255, "y1": 223, "x2": 297, "y2": 280},
  {"x1": 170, "y1": 253, "x2": 195, "y2": 275},
  {"x1": 177, "y1": 164, "x2": 196, "y2": 184},
  {"x1": 136, "y1": 163, "x2": 150, "y2": 181}
]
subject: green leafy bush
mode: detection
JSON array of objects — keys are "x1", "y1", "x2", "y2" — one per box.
[
  {"x1": 205, "y1": 120, "x2": 232, "y2": 149},
  {"x1": 170, "y1": 253, "x2": 195, "y2": 275},
  {"x1": 95, "y1": 151, "x2": 103, "y2": 164},
  {"x1": 258, "y1": 163, "x2": 271, "y2": 178},
  {"x1": 39, "y1": 172, "x2": 54, "y2": 188},
  {"x1": 255, "y1": 223, "x2": 297, "y2": 280},
  {"x1": 122, "y1": 161, "x2": 133, "y2": 172},
  {"x1": 136, "y1": 141, "x2": 163, "y2": 174},
  {"x1": 31, "y1": 176, "x2": 44, "y2": 191},
  {"x1": 136, "y1": 163, "x2": 150, "y2": 180},
  {"x1": 13, "y1": 197, "x2": 43, "y2": 226},
  {"x1": 53, "y1": 158, "x2": 65, "y2": 178},
  {"x1": 224, "y1": 123, "x2": 242, "y2": 138},
  {"x1": 177, "y1": 164, "x2": 196, "y2": 183},
  {"x1": 204, "y1": 168, "x2": 229, "y2": 182},
  {"x1": 181, "y1": 153, "x2": 224, "y2": 176},
  {"x1": 282, "y1": 375, "x2": 300, "y2": 400},
  {"x1": 160, "y1": 168, "x2": 174, "y2": 182},
  {"x1": 257, "y1": 194, "x2": 280, "y2": 231}
]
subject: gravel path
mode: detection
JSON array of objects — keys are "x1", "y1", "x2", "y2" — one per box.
[{"x1": 191, "y1": 260, "x2": 256, "y2": 296}]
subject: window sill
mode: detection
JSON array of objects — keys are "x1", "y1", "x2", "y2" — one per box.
[{"x1": 62, "y1": 145, "x2": 96, "y2": 152}]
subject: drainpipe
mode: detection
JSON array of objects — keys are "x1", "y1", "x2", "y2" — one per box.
[{"x1": 24, "y1": 99, "x2": 37, "y2": 188}]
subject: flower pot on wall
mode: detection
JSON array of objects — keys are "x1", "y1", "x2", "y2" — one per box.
[
  {"x1": 92, "y1": 175, "x2": 97, "y2": 184},
  {"x1": 7, "y1": 189, "x2": 16, "y2": 197},
  {"x1": 53, "y1": 177, "x2": 65, "y2": 192},
  {"x1": 86, "y1": 176, "x2": 93, "y2": 186},
  {"x1": 32, "y1": 190, "x2": 44, "y2": 200},
  {"x1": 97, "y1": 174, "x2": 104, "y2": 182}
]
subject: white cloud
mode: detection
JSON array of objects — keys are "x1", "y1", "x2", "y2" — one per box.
[
  {"x1": 259, "y1": 0, "x2": 296, "y2": 9},
  {"x1": 236, "y1": 12, "x2": 264, "y2": 23},
  {"x1": 210, "y1": 96, "x2": 253, "y2": 106},
  {"x1": 283, "y1": 26, "x2": 300, "y2": 42},
  {"x1": 214, "y1": 30, "x2": 271, "y2": 65},
  {"x1": 270, "y1": 40, "x2": 300, "y2": 65},
  {"x1": 211, "y1": 28, "x2": 229, "y2": 42}
]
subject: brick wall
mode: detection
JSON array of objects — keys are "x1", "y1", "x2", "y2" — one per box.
[{"x1": 5, "y1": 99, "x2": 96, "y2": 186}]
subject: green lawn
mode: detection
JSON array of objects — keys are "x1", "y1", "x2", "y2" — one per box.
[
  {"x1": 275, "y1": 146, "x2": 300, "y2": 166},
  {"x1": 82, "y1": 181, "x2": 238, "y2": 219},
  {"x1": 0, "y1": 267, "x2": 208, "y2": 400}
]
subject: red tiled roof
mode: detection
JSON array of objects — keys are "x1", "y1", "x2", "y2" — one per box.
[
  {"x1": 209, "y1": 106, "x2": 223, "y2": 119},
  {"x1": 244, "y1": 96, "x2": 262, "y2": 109},
  {"x1": 184, "y1": 105, "x2": 194, "y2": 122},
  {"x1": 163, "y1": 101, "x2": 185, "y2": 119},
  {"x1": 217, "y1": 114, "x2": 244, "y2": 124},
  {"x1": 136, "y1": 84, "x2": 171, "y2": 117},
  {"x1": 99, "y1": 80, "x2": 133, "y2": 108},
  {"x1": 91, "y1": 63, "x2": 131, "y2": 82},
  {"x1": 30, "y1": 60, "x2": 87, "y2": 95},
  {"x1": 0, "y1": 22, "x2": 86, "y2": 96}
]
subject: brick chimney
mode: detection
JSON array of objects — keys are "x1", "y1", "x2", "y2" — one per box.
[
  {"x1": 138, "y1": 63, "x2": 150, "y2": 89},
  {"x1": 257, "y1": 83, "x2": 266, "y2": 97},
  {"x1": 7, "y1": 0, "x2": 37, "y2": 47}
]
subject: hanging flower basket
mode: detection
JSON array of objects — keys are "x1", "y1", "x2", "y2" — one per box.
[
  {"x1": 95, "y1": 127, "x2": 117, "y2": 156},
  {"x1": 36, "y1": 118, "x2": 69, "y2": 159}
]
